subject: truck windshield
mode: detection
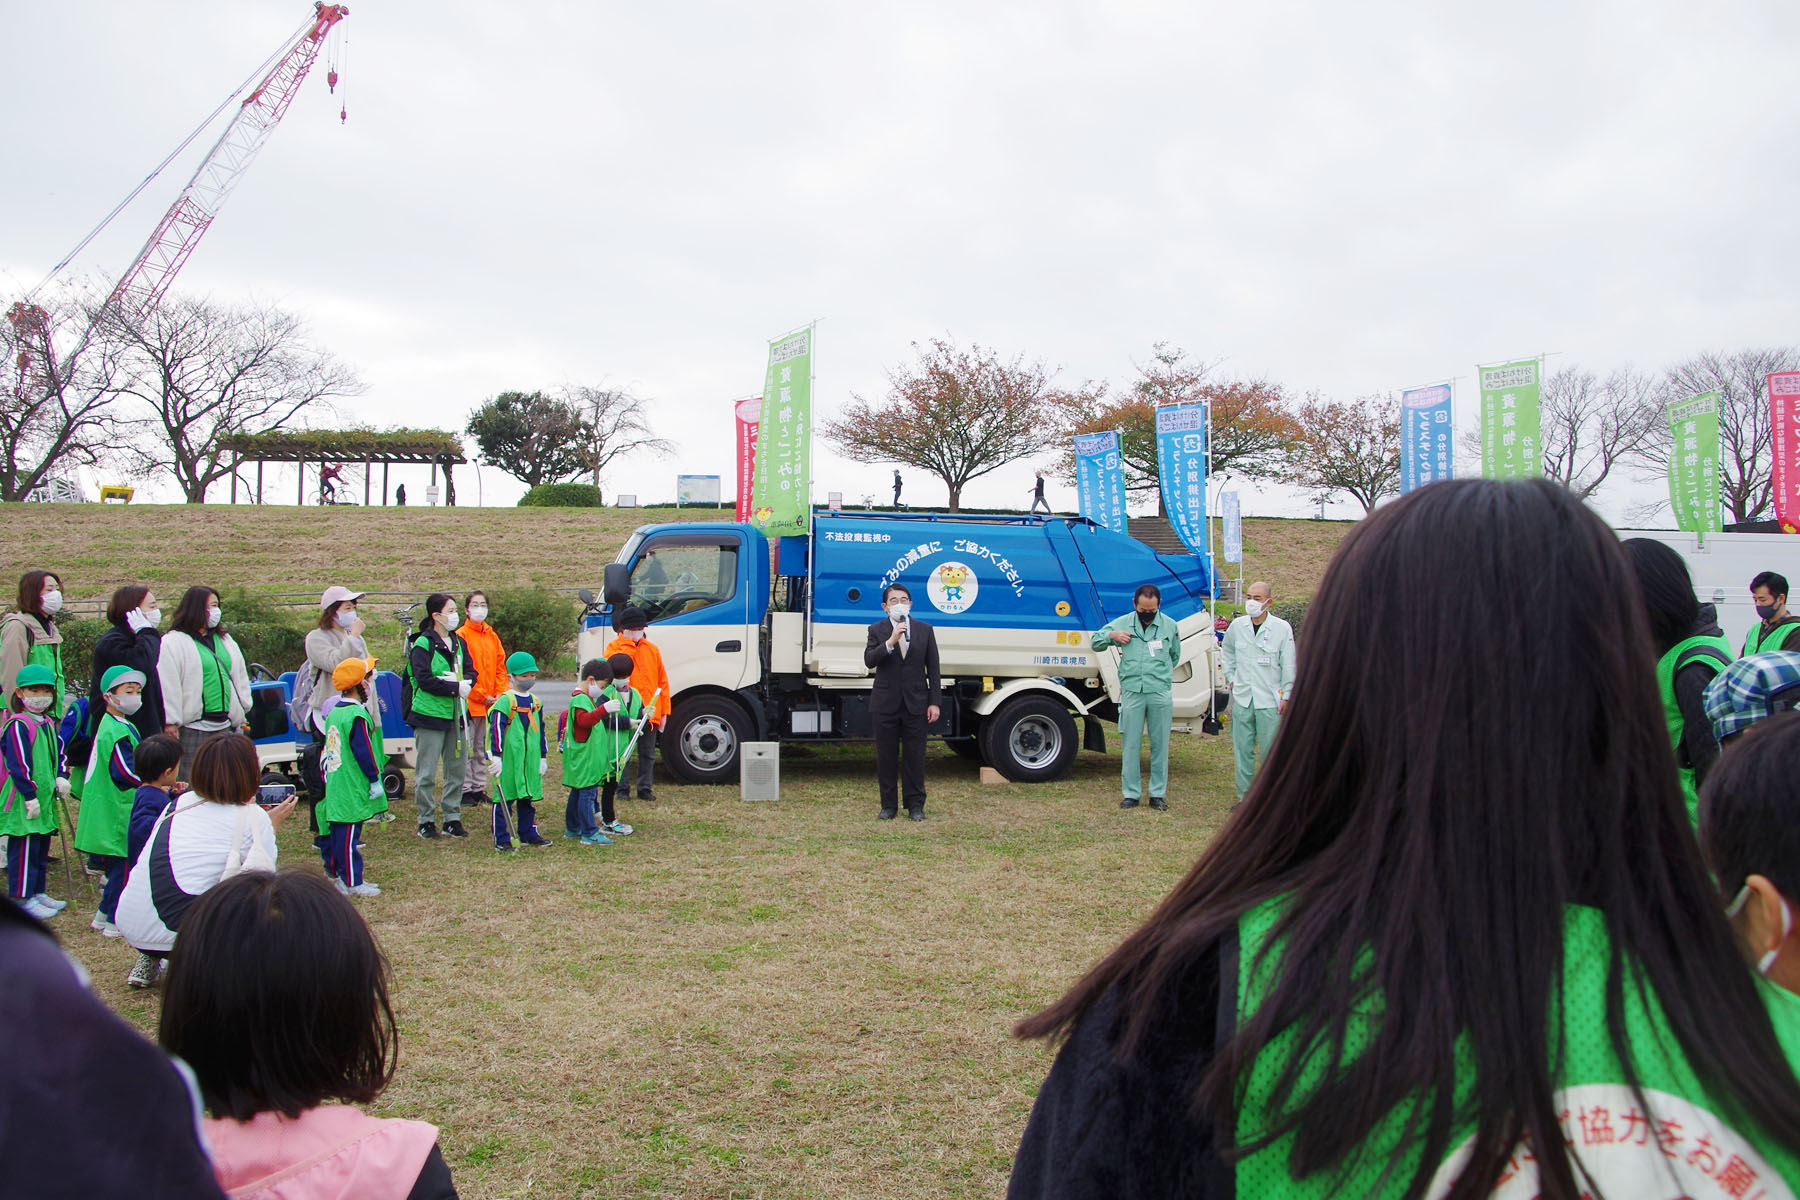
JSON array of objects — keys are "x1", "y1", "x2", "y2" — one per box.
[{"x1": 625, "y1": 534, "x2": 740, "y2": 623}]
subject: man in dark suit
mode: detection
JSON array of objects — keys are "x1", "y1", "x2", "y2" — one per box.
[{"x1": 864, "y1": 582, "x2": 941, "y2": 821}]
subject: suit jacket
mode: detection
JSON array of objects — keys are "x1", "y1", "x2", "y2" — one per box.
[{"x1": 864, "y1": 617, "x2": 941, "y2": 717}]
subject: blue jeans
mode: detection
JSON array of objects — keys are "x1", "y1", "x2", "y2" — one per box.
[
  {"x1": 565, "y1": 787, "x2": 598, "y2": 837},
  {"x1": 6, "y1": 832, "x2": 50, "y2": 900}
]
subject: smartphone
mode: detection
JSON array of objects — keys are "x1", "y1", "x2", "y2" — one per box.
[{"x1": 257, "y1": 783, "x2": 296, "y2": 809}]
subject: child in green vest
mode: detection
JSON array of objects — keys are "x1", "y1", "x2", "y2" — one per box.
[
  {"x1": 318, "y1": 657, "x2": 387, "y2": 896},
  {"x1": 2, "y1": 663, "x2": 72, "y2": 918},
  {"x1": 487, "y1": 651, "x2": 550, "y2": 850},
  {"x1": 562, "y1": 658, "x2": 619, "y2": 845},
  {"x1": 74, "y1": 665, "x2": 146, "y2": 936},
  {"x1": 597, "y1": 653, "x2": 642, "y2": 839}
]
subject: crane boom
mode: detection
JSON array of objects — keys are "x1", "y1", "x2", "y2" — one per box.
[{"x1": 106, "y1": 3, "x2": 348, "y2": 324}]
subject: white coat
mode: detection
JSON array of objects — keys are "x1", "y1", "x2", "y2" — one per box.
[{"x1": 157, "y1": 629, "x2": 252, "y2": 729}]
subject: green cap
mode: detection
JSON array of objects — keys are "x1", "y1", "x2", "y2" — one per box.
[
  {"x1": 505, "y1": 650, "x2": 539, "y2": 675},
  {"x1": 13, "y1": 664, "x2": 56, "y2": 689},
  {"x1": 101, "y1": 665, "x2": 147, "y2": 693}
]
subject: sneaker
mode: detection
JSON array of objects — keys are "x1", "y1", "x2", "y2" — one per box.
[
  {"x1": 377, "y1": 811, "x2": 397, "y2": 823},
  {"x1": 91, "y1": 910, "x2": 121, "y2": 937},
  {"x1": 21, "y1": 896, "x2": 56, "y2": 920},
  {"x1": 332, "y1": 878, "x2": 351, "y2": 895},
  {"x1": 418, "y1": 822, "x2": 440, "y2": 839},
  {"x1": 520, "y1": 834, "x2": 551, "y2": 847},
  {"x1": 637, "y1": 788, "x2": 658, "y2": 802},
  {"x1": 444, "y1": 821, "x2": 468, "y2": 839},
  {"x1": 580, "y1": 832, "x2": 613, "y2": 845},
  {"x1": 30, "y1": 893, "x2": 67, "y2": 913},
  {"x1": 349, "y1": 881, "x2": 382, "y2": 897},
  {"x1": 562, "y1": 830, "x2": 583, "y2": 839},
  {"x1": 602, "y1": 821, "x2": 634, "y2": 836},
  {"x1": 495, "y1": 842, "x2": 516, "y2": 852},
  {"x1": 126, "y1": 952, "x2": 160, "y2": 989}
]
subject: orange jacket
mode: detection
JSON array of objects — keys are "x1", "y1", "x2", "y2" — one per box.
[
  {"x1": 604, "y1": 633, "x2": 671, "y2": 725},
  {"x1": 457, "y1": 621, "x2": 509, "y2": 718}
]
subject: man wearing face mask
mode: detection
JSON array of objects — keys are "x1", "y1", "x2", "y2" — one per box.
[
  {"x1": 864, "y1": 583, "x2": 941, "y2": 820},
  {"x1": 1699, "y1": 711, "x2": 1800, "y2": 996},
  {"x1": 1744, "y1": 572, "x2": 1800, "y2": 657},
  {"x1": 1220, "y1": 580, "x2": 1295, "y2": 803},
  {"x1": 1093, "y1": 584, "x2": 1183, "y2": 811}
]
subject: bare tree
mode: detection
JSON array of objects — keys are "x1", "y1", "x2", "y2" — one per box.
[
  {"x1": 112, "y1": 298, "x2": 362, "y2": 502},
  {"x1": 824, "y1": 338, "x2": 1090, "y2": 511},
  {"x1": 0, "y1": 284, "x2": 132, "y2": 500},
  {"x1": 1540, "y1": 366, "x2": 1660, "y2": 499},
  {"x1": 564, "y1": 385, "x2": 675, "y2": 503},
  {"x1": 1283, "y1": 392, "x2": 1400, "y2": 514},
  {"x1": 1634, "y1": 347, "x2": 1800, "y2": 524}
]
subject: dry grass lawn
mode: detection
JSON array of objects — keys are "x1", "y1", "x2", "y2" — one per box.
[{"x1": 56, "y1": 729, "x2": 1241, "y2": 1199}]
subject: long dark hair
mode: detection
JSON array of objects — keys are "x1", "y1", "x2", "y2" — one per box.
[
  {"x1": 14, "y1": 570, "x2": 59, "y2": 626},
  {"x1": 1017, "y1": 480, "x2": 1800, "y2": 1198},
  {"x1": 418, "y1": 592, "x2": 453, "y2": 634},
  {"x1": 169, "y1": 585, "x2": 221, "y2": 640},
  {"x1": 1622, "y1": 537, "x2": 1698, "y2": 654}
]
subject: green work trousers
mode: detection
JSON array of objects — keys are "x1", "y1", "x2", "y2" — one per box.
[
  {"x1": 1119, "y1": 689, "x2": 1173, "y2": 801},
  {"x1": 1232, "y1": 703, "x2": 1280, "y2": 799},
  {"x1": 413, "y1": 724, "x2": 467, "y2": 827}
]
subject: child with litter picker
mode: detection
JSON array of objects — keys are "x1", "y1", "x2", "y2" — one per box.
[
  {"x1": 487, "y1": 651, "x2": 550, "y2": 851},
  {"x1": 74, "y1": 665, "x2": 146, "y2": 937},
  {"x1": 318, "y1": 657, "x2": 387, "y2": 895},
  {"x1": 2, "y1": 664, "x2": 71, "y2": 920},
  {"x1": 562, "y1": 657, "x2": 620, "y2": 845},
  {"x1": 597, "y1": 652, "x2": 648, "y2": 839}
]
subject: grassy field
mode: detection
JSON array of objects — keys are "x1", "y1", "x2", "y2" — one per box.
[
  {"x1": 0, "y1": 501, "x2": 1351, "y2": 606},
  {"x1": 55, "y1": 729, "x2": 1240, "y2": 1200}
]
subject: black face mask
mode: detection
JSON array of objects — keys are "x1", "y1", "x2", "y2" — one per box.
[{"x1": 1137, "y1": 609, "x2": 1156, "y2": 626}]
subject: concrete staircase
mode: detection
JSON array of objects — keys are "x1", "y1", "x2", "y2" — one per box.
[{"x1": 1127, "y1": 514, "x2": 1191, "y2": 555}]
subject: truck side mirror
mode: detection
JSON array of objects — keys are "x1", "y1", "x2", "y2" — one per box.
[
  {"x1": 577, "y1": 587, "x2": 594, "y2": 605},
  {"x1": 602, "y1": 563, "x2": 631, "y2": 607}
]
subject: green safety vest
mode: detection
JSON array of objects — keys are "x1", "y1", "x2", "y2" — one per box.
[
  {"x1": 1655, "y1": 632, "x2": 1734, "y2": 824},
  {"x1": 598, "y1": 684, "x2": 643, "y2": 783},
  {"x1": 561, "y1": 692, "x2": 607, "y2": 789},
  {"x1": 1745, "y1": 618, "x2": 1800, "y2": 658},
  {"x1": 1232, "y1": 897, "x2": 1800, "y2": 1198},
  {"x1": 27, "y1": 639, "x2": 64, "y2": 722},
  {"x1": 408, "y1": 634, "x2": 462, "y2": 722},
  {"x1": 320, "y1": 699, "x2": 388, "y2": 826},
  {"x1": 196, "y1": 633, "x2": 234, "y2": 718},
  {"x1": 74, "y1": 711, "x2": 138, "y2": 857},
  {"x1": 488, "y1": 692, "x2": 543, "y2": 801},
  {"x1": 0, "y1": 713, "x2": 61, "y2": 837}
]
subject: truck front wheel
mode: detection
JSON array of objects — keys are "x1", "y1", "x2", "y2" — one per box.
[
  {"x1": 979, "y1": 696, "x2": 1078, "y2": 783},
  {"x1": 666, "y1": 696, "x2": 752, "y2": 785}
]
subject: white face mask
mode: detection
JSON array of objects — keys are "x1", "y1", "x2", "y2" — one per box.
[
  {"x1": 128, "y1": 607, "x2": 161, "y2": 632},
  {"x1": 440, "y1": 610, "x2": 459, "y2": 632},
  {"x1": 585, "y1": 682, "x2": 605, "y2": 699},
  {"x1": 114, "y1": 692, "x2": 145, "y2": 717},
  {"x1": 335, "y1": 608, "x2": 357, "y2": 629},
  {"x1": 624, "y1": 628, "x2": 645, "y2": 642},
  {"x1": 40, "y1": 589, "x2": 62, "y2": 615},
  {"x1": 21, "y1": 694, "x2": 54, "y2": 714},
  {"x1": 1245, "y1": 599, "x2": 1267, "y2": 618},
  {"x1": 468, "y1": 606, "x2": 489, "y2": 623},
  {"x1": 207, "y1": 606, "x2": 222, "y2": 628},
  {"x1": 1727, "y1": 884, "x2": 1794, "y2": 976},
  {"x1": 887, "y1": 602, "x2": 911, "y2": 621}
]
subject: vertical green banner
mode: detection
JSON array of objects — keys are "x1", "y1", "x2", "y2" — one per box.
[
  {"x1": 1665, "y1": 391, "x2": 1722, "y2": 534},
  {"x1": 1479, "y1": 359, "x2": 1542, "y2": 479},
  {"x1": 749, "y1": 326, "x2": 814, "y2": 538}
]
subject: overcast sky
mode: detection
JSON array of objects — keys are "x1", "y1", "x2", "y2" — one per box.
[{"x1": 7, "y1": 0, "x2": 1798, "y2": 519}]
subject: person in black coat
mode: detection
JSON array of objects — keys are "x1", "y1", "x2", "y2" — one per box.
[
  {"x1": 863, "y1": 582, "x2": 941, "y2": 820},
  {"x1": 88, "y1": 585, "x2": 168, "y2": 741}
]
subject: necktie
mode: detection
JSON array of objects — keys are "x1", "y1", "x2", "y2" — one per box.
[{"x1": 899, "y1": 625, "x2": 909, "y2": 659}]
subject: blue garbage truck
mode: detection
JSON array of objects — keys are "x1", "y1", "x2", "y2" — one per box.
[{"x1": 578, "y1": 511, "x2": 1224, "y2": 784}]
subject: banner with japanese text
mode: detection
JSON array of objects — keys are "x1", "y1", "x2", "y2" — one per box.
[
  {"x1": 1665, "y1": 391, "x2": 1721, "y2": 535},
  {"x1": 1772, "y1": 372, "x2": 1800, "y2": 534},
  {"x1": 1479, "y1": 360, "x2": 1541, "y2": 479},
  {"x1": 1073, "y1": 431, "x2": 1127, "y2": 533},
  {"x1": 749, "y1": 327, "x2": 813, "y2": 538},
  {"x1": 1155, "y1": 402, "x2": 1209, "y2": 558},
  {"x1": 1221, "y1": 490, "x2": 1242, "y2": 564},
  {"x1": 733, "y1": 397, "x2": 760, "y2": 522},
  {"x1": 1401, "y1": 384, "x2": 1455, "y2": 493}
]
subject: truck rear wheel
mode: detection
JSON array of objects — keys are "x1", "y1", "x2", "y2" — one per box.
[
  {"x1": 666, "y1": 695, "x2": 752, "y2": 785},
  {"x1": 979, "y1": 696, "x2": 1078, "y2": 782}
]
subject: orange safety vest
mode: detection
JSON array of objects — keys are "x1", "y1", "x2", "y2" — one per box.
[
  {"x1": 604, "y1": 634, "x2": 671, "y2": 725},
  {"x1": 458, "y1": 622, "x2": 509, "y2": 718}
]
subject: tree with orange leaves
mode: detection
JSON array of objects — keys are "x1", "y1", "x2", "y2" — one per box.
[{"x1": 1284, "y1": 392, "x2": 1400, "y2": 514}]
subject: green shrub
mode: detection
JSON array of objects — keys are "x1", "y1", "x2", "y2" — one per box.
[
  {"x1": 485, "y1": 588, "x2": 579, "y2": 672},
  {"x1": 54, "y1": 617, "x2": 106, "y2": 695},
  {"x1": 519, "y1": 483, "x2": 603, "y2": 508},
  {"x1": 217, "y1": 589, "x2": 313, "y2": 675},
  {"x1": 1269, "y1": 598, "x2": 1309, "y2": 640}
]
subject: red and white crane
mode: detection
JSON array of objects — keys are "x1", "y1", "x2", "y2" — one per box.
[{"x1": 8, "y1": 2, "x2": 349, "y2": 395}]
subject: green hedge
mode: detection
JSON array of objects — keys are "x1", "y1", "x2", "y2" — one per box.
[
  {"x1": 1269, "y1": 598, "x2": 1310, "y2": 640},
  {"x1": 519, "y1": 483, "x2": 603, "y2": 508},
  {"x1": 56, "y1": 617, "x2": 106, "y2": 696},
  {"x1": 484, "y1": 588, "x2": 578, "y2": 670}
]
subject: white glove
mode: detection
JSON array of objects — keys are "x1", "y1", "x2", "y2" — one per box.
[
  {"x1": 457, "y1": 679, "x2": 473, "y2": 699},
  {"x1": 25, "y1": 798, "x2": 41, "y2": 820},
  {"x1": 486, "y1": 758, "x2": 503, "y2": 779},
  {"x1": 54, "y1": 777, "x2": 71, "y2": 799},
  {"x1": 602, "y1": 699, "x2": 621, "y2": 715},
  {"x1": 539, "y1": 758, "x2": 548, "y2": 777},
  {"x1": 369, "y1": 781, "x2": 385, "y2": 799},
  {"x1": 437, "y1": 672, "x2": 457, "y2": 683}
]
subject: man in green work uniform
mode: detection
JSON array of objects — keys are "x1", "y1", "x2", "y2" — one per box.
[
  {"x1": 1745, "y1": 571, "x2": 1800, "y2": 657},
  {"x1": 1092, "y1": 584, "x2": 1182, "y2": 811},
  {"x1": 1221, "y1": 580, "x2": 1295, "y2": 802}
]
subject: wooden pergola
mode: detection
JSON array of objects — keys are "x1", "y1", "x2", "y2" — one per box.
[{"x1": 220, "y1": 429, "x2": 468, "y2": 506}]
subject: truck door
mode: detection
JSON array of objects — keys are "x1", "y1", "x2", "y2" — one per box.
[{"x1": 615, "y1": 532, "x2": 757, "y2": 694}]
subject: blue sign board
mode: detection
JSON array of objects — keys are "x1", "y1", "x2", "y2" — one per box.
[
  {"x1": 1155, "y1": 403, "x2": 1209, "y2": 558},
  {"x1": 1074, "y1": 431, "x2": 1127, "y2": 534},
  {"x1": 1221, "y1": 490, "x2": 1241, "y2": 564},
  {"x1": 1401, "y1": 384, "x2": 1455, "y2": 494}
]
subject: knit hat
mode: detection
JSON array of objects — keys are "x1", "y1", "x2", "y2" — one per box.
[
  {"x1": 1704, "y1": 651, "x2": 1800, "y2": 742},
  {"x1": 505, "y1": 650, "x2": 539, "y2": 675},
  {"x1": 332, "y1": 656, "x2": 376, "y2": 691},
  {"x1": 101, "y1": 665, "x2": 146, "y2": 693},
  {"x1": 13, "y1": 664, "x2": 56, "y2": 689},
  {"x1": 617, "y1": 607, "x2": 648, "y2": 631}
]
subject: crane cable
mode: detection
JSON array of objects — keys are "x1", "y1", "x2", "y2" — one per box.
[{"x1": 23, "y1": 7, "x2": 320, "y2": 302}]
